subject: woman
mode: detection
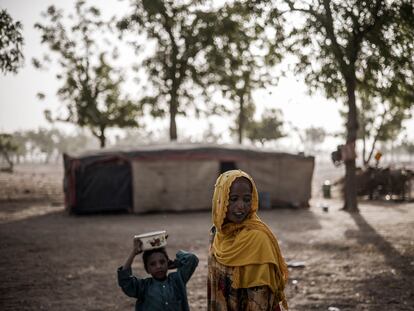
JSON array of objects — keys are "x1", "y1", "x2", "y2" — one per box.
[{"x1": 207, "y1": 170, "x2": 288, "y2": 310}]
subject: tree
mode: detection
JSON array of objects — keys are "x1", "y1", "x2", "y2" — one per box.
[
  {"x1": 268, "y1": 0, "x2": 411, "y2": 211},
  {"x1": 117, "y1": 0, "x2": 224, "y2": 141},
  {"x1": 34, "y1": 1, "x2": 141, "y2": 148},
  {"x1": 0, "y1": 133, "x2": 18, "y2": 171},
  {"x1": 203, "y1": 2, "x2": 282, "y2": 144},
  {"x1": 351, "y1": 93, "x2": 411, "y2": 166},
  {"x1": 304, "y1": 126, "x2": 326, "y2": 153},
  {"x1": 24, "y1": 128, "x2": 58, "y2": 163},
  {"x1": 10, "y1": 131, "x2": 29, "y2": 164},
  {"x1": 0, "y1": 9, "x2": 24, "y2": 74},
  {"x1": 245, "y1": 108, "x2": 285, "y2": 145},
  {"x1": 401, "y1": 137, "x2": 414, "y2": 162},
  {"x1": 53, "y1": 129, "x2": 98, "y2": 155},
  {"x1": 353, "y1": 1, "x2": 414, "y2": 166}
]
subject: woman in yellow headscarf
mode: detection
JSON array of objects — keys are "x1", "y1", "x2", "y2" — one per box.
[{"x1": 207, "y1": 170, "x2": 288, "y2": 311}]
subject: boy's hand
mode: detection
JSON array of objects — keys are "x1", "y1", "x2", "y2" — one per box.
[
  {"x1": 168, "y1": 259, "x2": 177, "y2": 270},
  {"x1": 133, "y1": 237, "x2": 143, "y2": 255}
]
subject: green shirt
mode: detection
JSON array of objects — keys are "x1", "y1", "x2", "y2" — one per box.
[{"x1": 117, "y1": 250, "x2": 198, "y2": 311}]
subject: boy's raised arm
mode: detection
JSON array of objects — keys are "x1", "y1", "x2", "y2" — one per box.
[
  {"x1": 117, "y1": 237, "x2": 145, "y2": 299},
  {"x1": 174, "y1": 250, "x2": 199, "y2": 284}
]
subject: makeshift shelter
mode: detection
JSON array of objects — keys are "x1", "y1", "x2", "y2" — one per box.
[{"x1": 63, "y1": 144, "x2": 315, "y2": 214}]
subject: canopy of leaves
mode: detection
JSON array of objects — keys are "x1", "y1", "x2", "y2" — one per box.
[
  {"x1": 305, "y1": 126, "x2": 326, "y2": 145},
  {"x1": 198, "y1": 2, "x2": 283, "y2": 143},
  {"x1": 245, "y1": 108, "x2": 285, "y2": 145},
  {"x1": 0, "y1": 133, "x2": 18, "y2": 170},
  {"x1": 34, "y1": 1, "x2": 141, "y2": 147},
  {"x1": 4, "y1": 128, "x2": 102, "y2": 163},
  {"x1": 0, "y1": 9, "x2": 24, "y2": 74},
  {"x1": 274, "y1": 0, "x2": 406, "y2": 100},
  {"x1": 0, "y1": 133, "x2": 18, "y2": 153},
  {"x1": 265, "y1": 0, "x2": 413, "y2": 210},
  {"x1": 118, "y1": 0, "x2": 220, "y2": 140}
]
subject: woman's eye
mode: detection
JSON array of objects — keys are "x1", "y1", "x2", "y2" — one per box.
[
  {"x1": 243, "y1": 197, "x2": 252, "y2": 203},
  {"x1": 229, "y1": 196, "x2": 238, "y2": 202}
]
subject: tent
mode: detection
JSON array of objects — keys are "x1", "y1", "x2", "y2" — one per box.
[{"x1": 63, "y1": 143, "x2": 315, "y2": 214}]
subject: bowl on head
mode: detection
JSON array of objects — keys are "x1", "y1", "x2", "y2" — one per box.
[{"x1": 134, "y1": 230, "x2": 167, "y2": 250}]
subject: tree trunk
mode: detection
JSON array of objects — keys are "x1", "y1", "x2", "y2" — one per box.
[
  {"x1": 362, "y1": 136, "x2": 367, "y2": 166},
  {"x1": 238, "y1": 95, "x2": 244, "y2": 144},
  {"x1": 169, "y1": 91, "x2": 178, "y2": 141},
  {"x1": 170, "y1": 101, "x2": 177, "y2": 141},
  {"x1": 366, "y1": 110, "x2": 387, "y2": 166},
  {"x1": 99, "y1": 127, "x2": 106, "y2": 148},
  {"x1": 366, "y1": 137, "x2": 379, "y2": 166},
  {"x1": 343, "y1": 74, "x2": 359, "y2": 212},
  {"x1": 1, "y1": 151, "x2": 14, "y2": 172}
]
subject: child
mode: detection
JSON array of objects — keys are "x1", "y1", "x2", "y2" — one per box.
[{"x1": 117, "y1": 236, "x2": 199, "y2": 311}]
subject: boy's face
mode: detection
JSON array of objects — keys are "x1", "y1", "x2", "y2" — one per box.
[
  {"x1": 147, "y1": 252, "x2": 168, "y2": 281},
  {"x1": 225, "y1": 177, "x2": 252, "y2": 224}
]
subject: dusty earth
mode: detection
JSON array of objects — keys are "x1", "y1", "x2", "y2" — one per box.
[{"x1": 0, "y1": 163, "x2": 413, "y2": 311}]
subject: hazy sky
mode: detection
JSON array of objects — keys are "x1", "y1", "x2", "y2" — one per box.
[{"x1": 0, "y1": 0, "x2": 412, "y2": 147}]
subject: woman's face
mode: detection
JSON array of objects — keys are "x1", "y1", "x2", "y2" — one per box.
[{"x1": 225, "y1": 177, "x2": 252, "y2": 224}]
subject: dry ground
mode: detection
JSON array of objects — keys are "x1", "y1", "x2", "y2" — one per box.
[{"x1": 0, "y1": 163, "x2": 413, "y2": 311}]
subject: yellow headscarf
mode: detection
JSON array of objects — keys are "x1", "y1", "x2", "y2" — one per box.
[{"x1": 211, "y1": 170, "x2": 288, "y2": 310}]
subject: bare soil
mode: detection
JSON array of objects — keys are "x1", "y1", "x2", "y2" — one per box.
[{"x1": 0, "y1": 163, "x2": 413, "y2": 311}]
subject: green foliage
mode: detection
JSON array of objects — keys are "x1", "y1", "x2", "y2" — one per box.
[
  {"x1": 0, "y1": 9, "x2": 24, "y2": 74},
  {"x1": 34, "y1": 1, "x2": 141, "y2": 148},
  {"x1": 338, "y1": 83, "x2": 412, "y2": 165},
  {"x1": 353, "y1": 1, "x2": 413, "y2": 165},
  {"x1": 6, "y1": 128, "x2": 101, "y2": 163},
  {"x1": 271, "y1": 0, "x2": 410, "y2": 105},
  {"x1": 401, "y1": 138, "x2": 414, "y2": 156},
  {"x1": 0, "y1": 133, "x2": 18, "y2": 153},
  {"x1": 245, "y1": 108, "x2": 285, "y2": 145},
  {"x1": 201, "y1": 2, "x2": 282, "y2": 144},
  {"x1": 267, "y1": 0, "x2": 412, "y2": 210},
  {"x1": 118, "y1": 0, "x2": 219, "y2": 141},
  {"x1": 305, "y1": 126, "x2": 326, "y2": 145},
  {"x1": 0, "y1": 133, "x2": 18, "y2": 170}
]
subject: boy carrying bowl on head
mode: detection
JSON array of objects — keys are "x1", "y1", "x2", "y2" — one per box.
[{"x1": 117, "y1": 233, "x2": 199, "y2": 311}]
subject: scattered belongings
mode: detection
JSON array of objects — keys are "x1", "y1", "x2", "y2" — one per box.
[
  {"x1": 335, "y1": 166, "x2": 413, "y2": 201},
  {"x1": 317, "y1": 203, "x2": 329, "y2": 212},
  {"x1": 287, "y1": 260, "x2": 306, "y2": 268}
]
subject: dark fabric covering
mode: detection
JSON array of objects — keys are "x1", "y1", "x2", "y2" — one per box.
[{"x1": 71, "y1": 159, "x2": 131, "y2": 213}]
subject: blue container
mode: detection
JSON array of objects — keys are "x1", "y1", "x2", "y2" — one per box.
[{"x1": 259, "y1": 192, "x2": 271, "y2": 210}]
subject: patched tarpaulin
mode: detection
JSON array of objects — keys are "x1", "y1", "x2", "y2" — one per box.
[{"x1": 131, "y1": 160, "x2": 218, "y2": 213}]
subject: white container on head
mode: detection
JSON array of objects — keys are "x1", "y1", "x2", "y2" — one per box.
[{"x1": 134, "y1": 230, "x2": 167, "y2": 251}]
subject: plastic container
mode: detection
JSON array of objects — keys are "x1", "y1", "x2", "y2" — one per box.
[
  {"x1": 322, "y1": 180, "x2": 331, "y2": 198},
  {"x1": 134, "y1": 230, "x2": 167, "y2": 250}
]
